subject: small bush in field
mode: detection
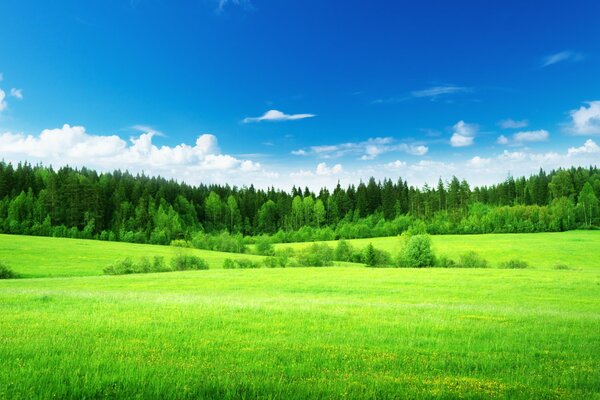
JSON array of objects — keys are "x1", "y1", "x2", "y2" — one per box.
[
  {"x1": 0, "y1": 262, "x2": 18, "y2": 279},
  {"x1": 104, "y1": 258, "x2": 136, "y2": 275},
  {"x1": 170, "y1": 239, "x2": 191, "y2": 248},
  {"x1": 397, "y1": 234, "x2": 436, "y2": 268},
  {"x1": 363, "y1": 243, "x2": 393, "y2": 267},
  {"x1": 553, "y1": 263, "x2": 570, "y2": 270},
  {"x1": 222, "y1": 258, "x2": 262, "y2": 269},
  {"x1": 458, "y1": 251, "x2": 489, "y2": 268},
  {"x1": 254, "y1": 236, "x2": 275, "y2": 256},
  {"x1": 435, "y1": 255, "x2": 457, "y2": 268},
  {"x1": 171, "y1": 254, "x2": 209, "y2": 271},
  {"x1": 499, "y1": 259, "x2": 529, "y2": 269},
  {"x1": 104, "y1": 256, "x2": 173, "y2": 275},
  {"x1": 296, "y1": 243, "x2": 334, "y2": 267},
  {"x1": 334, "y1": 240, "x2": 354, "y2": 262},
  {"x1": 223, "y1": 258, "x2": 235, "y2": 269}
]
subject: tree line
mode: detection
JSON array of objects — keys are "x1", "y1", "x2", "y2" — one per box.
[{"x1": 0, "y1": 162, "x2": 598, "y2": 244}]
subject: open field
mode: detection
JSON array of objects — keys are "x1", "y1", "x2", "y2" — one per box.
[
  {"x1": 1, "y1": 267, "x2": 599, "y2": 399},
  {"x1": 1, "y1": 233, "x2": 599, "y2": 398},
  {"x1": 271, "y1": 231, "x2": 600, "y2": 270},
  {"x1": 0, "y1": 234, "x2": 266, "y2": 278}
]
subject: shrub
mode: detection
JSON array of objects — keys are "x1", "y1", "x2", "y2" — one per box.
[
  {"x1": 171, "y1": 254, "x2": 209, "y2": 271},
  {"x1": 0, "y1": 262, "x2": 18, "y2": 279},
  {"x1": 498, "y1": 259, "x2": 529, "y2": 269},
  {"x1": 458, "y1": 251, "x2": 489, "y2": 268},
  {"x1": 363, "y1": 243, "x2": 393, "y2": 267},
  {"x1": 435, "y1": 255, "x2": 457, "y2": 268},
  {"x1": 222, "y1": 258, "x2": 262, "y2": 269},
  {"x1": 553, "y1": 263, "x2": 570, "y2": 270},
  {"x1": 296, "y1": 243, "x2": 334, "y2": 267},
  {"x1": 334, "y1": 239, "x2": 354, "y2": 262},
  {"x1": 397, "y1": 234, "x2": 436, "y2": 268},
  {"x1": 170, "y1": 239, "x2": 191, "y2": 248},
  {"x1": 104, "y1": 258, "x2": 136, "y2": 275},
  {"x1": 254, "y1": 236, "x2": 275, "y2": 256}
]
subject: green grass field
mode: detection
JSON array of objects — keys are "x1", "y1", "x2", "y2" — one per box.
[
  {"x1": 271, "y1": 231, "x2": 600, "y2": 270},
  {"x1": 1, "y1": 232, "x2": 599, "y2": 399},
  {"x1": 0, "y1": 234, "x2": 266, "y2": 278}
]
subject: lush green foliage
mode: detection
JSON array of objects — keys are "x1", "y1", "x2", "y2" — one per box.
[
  {"x1": 222, "y1": 258, "x2": 262, "y2": 269},
  {"x1": 397, "y1": 234, "x2": 436, "y2": 268},
  {"x1": 171, "y1": 254, "x2": 209, "y2": 271},
  {"x1": 498, "y1": 259, "x2": 529, "y2": 269},
  {"x1": 1, "y1": 163, "x2": 599, "y2": 246},
  {"x1": 0, "y1": 261, "x2": 18, "y2": 279},
  {"x1": 1, "y1": 267, "x2": 599, "y2": 399},
  {"x1": 457, "y1": 251, "x2": 489, "y2": 268},
  {"x1": 104, "y1": 256, "x2": 170, "y2": 275},
  {"x1": 296, "y1": 243, "x2": 335, "y2": 267}
]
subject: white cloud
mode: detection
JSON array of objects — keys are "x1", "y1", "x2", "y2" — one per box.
[
  {"x1": 513, "y1": 129, "x2": 549, "y2": 143},
  {"x1": 293, "y1": 137, "x2": 428, "y2": 160},
  {"x1": 316, "y1": 162, "x2": 343, "y2": 176},
  {"x1": 541, "y1": 51, "x2": 584, "y2": 68},
  {"x1": 567, "y1": 101, "x2": 600, "y2": 135},
  {"x1": 499, "y1": 118, "x2": 528, "y2": 129},
  {"x1": 567, "y1": 139, "x2": 600, "y2": 156},
  {"x1": 385, "y1": 160, "x2": 407, "y2": 169},
  {"x1": 0, "y1": 124, "x2": 265, "y2": 185},
  {"x1": 411, "y1": 85, "x2": 470, "y2": 99},
  {"x1": 497, "y1": 135, "x2": 509, "y2": 145},
  {"x1": 0, "y1": 89, "x2": 6, "y2": 111},
  {"x1": 450, "y1": 120, "x2": 477, "y2": 147},
  {"x1": 242, "y1": 109, "x2": 315, "y2": 123},
  {"x1": 467, "y1": 156, "x2": 491, "y2": 168},
  {"x1": 9, "y1": 88, "x2": 23, "y2": 100}
]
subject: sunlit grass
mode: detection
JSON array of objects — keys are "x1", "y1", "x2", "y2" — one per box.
[{"x1": 1, "y1": 267, "x2": 599, "y2": 398}]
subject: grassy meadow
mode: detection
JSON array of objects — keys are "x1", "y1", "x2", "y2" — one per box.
[
  {"x1": 0, "y1": 234, "x2": 266, "y2": 278},
  {"x1": 271, "y1": 231, "x2": 600, "y2": 270},
  {"x1": 1, "y1": 232, "x2": 599, "y2": 398}
]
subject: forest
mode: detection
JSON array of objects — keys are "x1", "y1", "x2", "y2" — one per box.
[{"x1": 0, "y1": 162, "x2": 598, "y2": 245}]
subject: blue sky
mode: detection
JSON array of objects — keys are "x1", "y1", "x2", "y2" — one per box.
[{"x1": 1, "y1": 0, "x2": 599, "y2": 189}]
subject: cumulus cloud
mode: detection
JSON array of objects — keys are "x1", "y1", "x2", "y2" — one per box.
[
  {"x1": 566, "y1": 101, "x2": 600, "y2": 135},
  {"x1": 242, "y1": 109, "x2": 315, "y2": 123},
  {"x1": 498, "y1": 118, "x2": 528, "y2": 129},
  {"x1": 316, "y1": 162, "x2": 343, "y2": 176},
  {"x1": 513, "y1": 129, "x2": 549, "y2": 143},
  {"x1": 450, "y1": 120, "x2": 477, "y2": 147},
  {"x1": 0, "y1": 89, "x2": 6, "y2": 111},
  {"x1": 385, "y1": 160, "x2": 407, "y2": 169},
  {"x1": 541, "y1": 51, "x2": 584, "y2": 68},
  {"x1": 0, "y1": 124, "x2": 265, "y2": 184},
  {"x1": 497, "y1": 135, "x2": 509, "y2": 145},
  {"x1": 467, "y1": 156, "x2": 491, "y2": 168},
  {"x1": 567, "y1": 139, "x2": 600, "y2": 156},
  {"x1": 293, "y1": 137, "x2": 428, "y2": 160},
  {"x1": 9, "y1": 88, "x2": 23, "y2": 100}
]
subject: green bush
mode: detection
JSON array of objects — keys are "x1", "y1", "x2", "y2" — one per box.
[
  {"x1": 397, "y1": 234, "x2": 436, "y2": 268},
  {"x1": 171, "y1": 255, "x2": 209, "y2": 271},
  {"x1": 334, "y1": 240, "x2": 354, "y2": 262},
  {"x1": 499, "y1": 259, "x2": 529, "y2": 269},
  {"x1": 254, "y1": 236, "x2": 275, "y2": 256},
  {"x1": 170, "y1": 239, "x2": 191, "y2": 248},
  {"x1": 0, "y1": 262, "x2": 18, "y2": 279},
  {"x1": 296, "y1": 243, "x2": 334, "y2": 267},
  {"x1": 553, "y1": 263, "x2": 570, "y2": 270},
  {"x1": 363, "y1": 243, "x2": 393, "y2": 267},
  {"x1": 104, "y1": 256, "x2": 171, "y2": 275},
  {"x1": 458, "y1": 251, "x2": 489, "y2": 268},
  {"x1": 435, "y1": 255, "x2": 457, "y2": 268},
  {"x1": 222, "y1": 258, "x2": 262, "y2": 269}
]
